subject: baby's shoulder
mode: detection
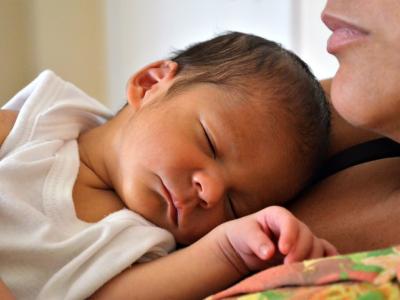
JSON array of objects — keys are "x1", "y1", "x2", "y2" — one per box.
[{"x1": 0, "y1": 110, "x2": 18, "y2": 146}]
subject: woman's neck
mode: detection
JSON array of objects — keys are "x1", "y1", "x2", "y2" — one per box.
[
  {"x1": 320, "y1": 79, "x2": 382, "y2": 157},
  {"x1": 328, "y1": 104, "x2": 382, "y2": 157}
]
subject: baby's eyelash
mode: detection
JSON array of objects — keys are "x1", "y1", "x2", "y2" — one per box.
[{"x1": 201, "y1": 123, "x2": 216, "y2": 159}]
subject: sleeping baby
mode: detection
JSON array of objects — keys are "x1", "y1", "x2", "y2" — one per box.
[{"x1": 0, "y1": 32, "x2": 336, "y2": 299}]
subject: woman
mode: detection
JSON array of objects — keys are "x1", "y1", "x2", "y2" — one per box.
[{"x1": 288, "y1": 0, "x2": 400, "y2": 254}]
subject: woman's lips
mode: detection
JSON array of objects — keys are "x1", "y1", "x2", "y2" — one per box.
[
  {"x1": 160, "y1": 179, "x2": 179, "y2": 226},
  {"x1": 321, "y1": 13, "x2": 369, "y2": 54}
]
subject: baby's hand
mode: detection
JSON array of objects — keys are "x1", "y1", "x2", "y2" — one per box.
[{"x1": 220, "y1": 206, "x2": 337, "y2": 272}]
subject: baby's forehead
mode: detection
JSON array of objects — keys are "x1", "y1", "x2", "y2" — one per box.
[
  {"x1": 168, "y1": 81, "x2": 299, "y2": 158},
  {"x1": 206, "y1": 94, "x2": 302, "y2": 179}
]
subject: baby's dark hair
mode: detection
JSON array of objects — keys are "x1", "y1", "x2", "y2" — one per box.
[{"x1": 168, "y1": 31, "x2": 330, "y2": 185}]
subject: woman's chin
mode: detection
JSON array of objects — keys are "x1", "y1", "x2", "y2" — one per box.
[{"x1": 331, "y1": 72, "x2": 375, "y2": 129}]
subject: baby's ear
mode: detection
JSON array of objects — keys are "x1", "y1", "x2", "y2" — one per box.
[{"x1": 126, "y1": 60, "x2": 178, "y2": 109}]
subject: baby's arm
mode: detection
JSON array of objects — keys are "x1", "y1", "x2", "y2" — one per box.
[
  {"x1": 0, "y1": 280, "x2": 15, "y2": 300},
  {"x1": 90, "y1": 227, "x2": 246, "y2": 300},
  {"x1": 0, "y1": 110, "x2": 18, "y2": 146},
  {"x1": 90, "y1": 206, "x2": 336, "y2": 300}
]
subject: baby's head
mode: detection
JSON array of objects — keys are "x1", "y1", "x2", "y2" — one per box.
[
  {"x1": 114, "y1": 32, "x2": 330, "y2": 245},
  {"x1": 169, "y1": 32, "x2": 330, "y2": 177}
]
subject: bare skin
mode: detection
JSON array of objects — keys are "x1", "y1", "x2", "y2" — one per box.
[
  {"x1": 0, "y1": 111, "x2": 16, "y2": 300},
  {"x1": 0, "y1": 110, "x2": 17, "y2": 145},
  {"x1": 1, "y1": 77, "x2": 399, "y2": 298},
  {"x1": 0, "y1": 63, "x2": 335, "y2": 299},
  {"x1": 322, "y1": 0, "x2": 400, "y2": 141},
  {"x1": 307, "y1": 0, "x2": 400, "y2": 253},
  {"x1": 288, "y1": 80, "x2": 400, "y2": 254},
  {"x1": 90, "y1": 207, "x2": 335, "y2": 299},
  {"x1": 289, "y1": 157, "x2": 400, "y2": 253},
  {"x1": 0, "y1": 108, "x2": 334, "y2": 298},
  {"x1": 0, "y1": 280, "x2": 15, "y2": 300}
]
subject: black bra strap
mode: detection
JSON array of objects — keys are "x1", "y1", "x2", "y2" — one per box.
[{"x1": 318, "y1": 138, "x2": 400, "y2": 181}]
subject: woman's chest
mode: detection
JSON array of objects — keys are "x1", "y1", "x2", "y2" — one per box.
[{"x1": 288, "y1": 158, "x2": 400, "y2": 253}]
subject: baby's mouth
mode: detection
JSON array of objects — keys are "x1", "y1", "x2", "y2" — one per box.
[{"x1": 159, "y1": 178, "x2": 179, "y2": 227}]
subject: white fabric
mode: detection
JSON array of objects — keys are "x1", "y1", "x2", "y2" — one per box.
[{"x1": 0, "y1": 70, "x2": 175, "y2": 300}]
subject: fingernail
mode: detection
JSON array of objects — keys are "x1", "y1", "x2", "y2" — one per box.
[
  {"x1": 260, "y1": 245, "x2": 269, "y2": 258},
  {"x1": 280, "y1": 243, "x2": 290, "y2": 254}
]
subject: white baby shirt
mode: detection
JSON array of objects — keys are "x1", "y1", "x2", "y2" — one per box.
[{"x1": 0, "y1": 70, "x2": 175, "y2": 299}]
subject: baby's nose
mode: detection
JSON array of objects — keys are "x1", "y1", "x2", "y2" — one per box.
[{"x1": 192, "y1": 170, "x2": 225, "y2": 209}]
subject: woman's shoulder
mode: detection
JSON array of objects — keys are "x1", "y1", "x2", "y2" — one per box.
[
  {"x1": 289, "y1": 157, "x2": 400, "y2": 253},
  {"x1": 318, "y1": 137, "x2": 400, "y2": 181},
  {"x1": 0, "y1": 110, "x2": 18, "y2": 146}
]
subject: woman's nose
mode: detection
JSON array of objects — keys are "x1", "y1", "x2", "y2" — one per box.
[{"x1": 192, "y1": 170, "x2": 225, "y2": 209}]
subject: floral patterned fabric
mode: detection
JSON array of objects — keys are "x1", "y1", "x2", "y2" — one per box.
[{"x1": 210, "y1": 246, "x2": 400, "y2": 300}]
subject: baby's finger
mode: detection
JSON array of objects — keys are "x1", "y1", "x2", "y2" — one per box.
[
  {"x1": 284, "y1": 223, "x2": 313, "y2": 264},
  {"x1": 257, "y1": 206, "x2": 298, "y2": 255},
  {"x1": 277, "y1": 217, "x2": 300, "y2": 255},
  {"x1": 321, "y1": 239, "x2": 339, "y2": 256},
  {"x1": 307, "y1": 236, "x2": 325, "y2": 259},
  {"x1": 246, "y1": 229, "x2": 276, "y2": 260},
  {"x1": 262, "y1": 208, "x2": 300, "y2": 255}
]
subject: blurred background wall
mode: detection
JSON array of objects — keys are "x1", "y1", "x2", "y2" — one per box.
[
  {"x1": 1, "y1": 0, "x2": 32, "y2": 105},
  {"x1": 0, "y1": 0, "x2": 107, "y2": 104},
  {"x1": 0, "y1": 0, "x2": 337, "y2": 111}
]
